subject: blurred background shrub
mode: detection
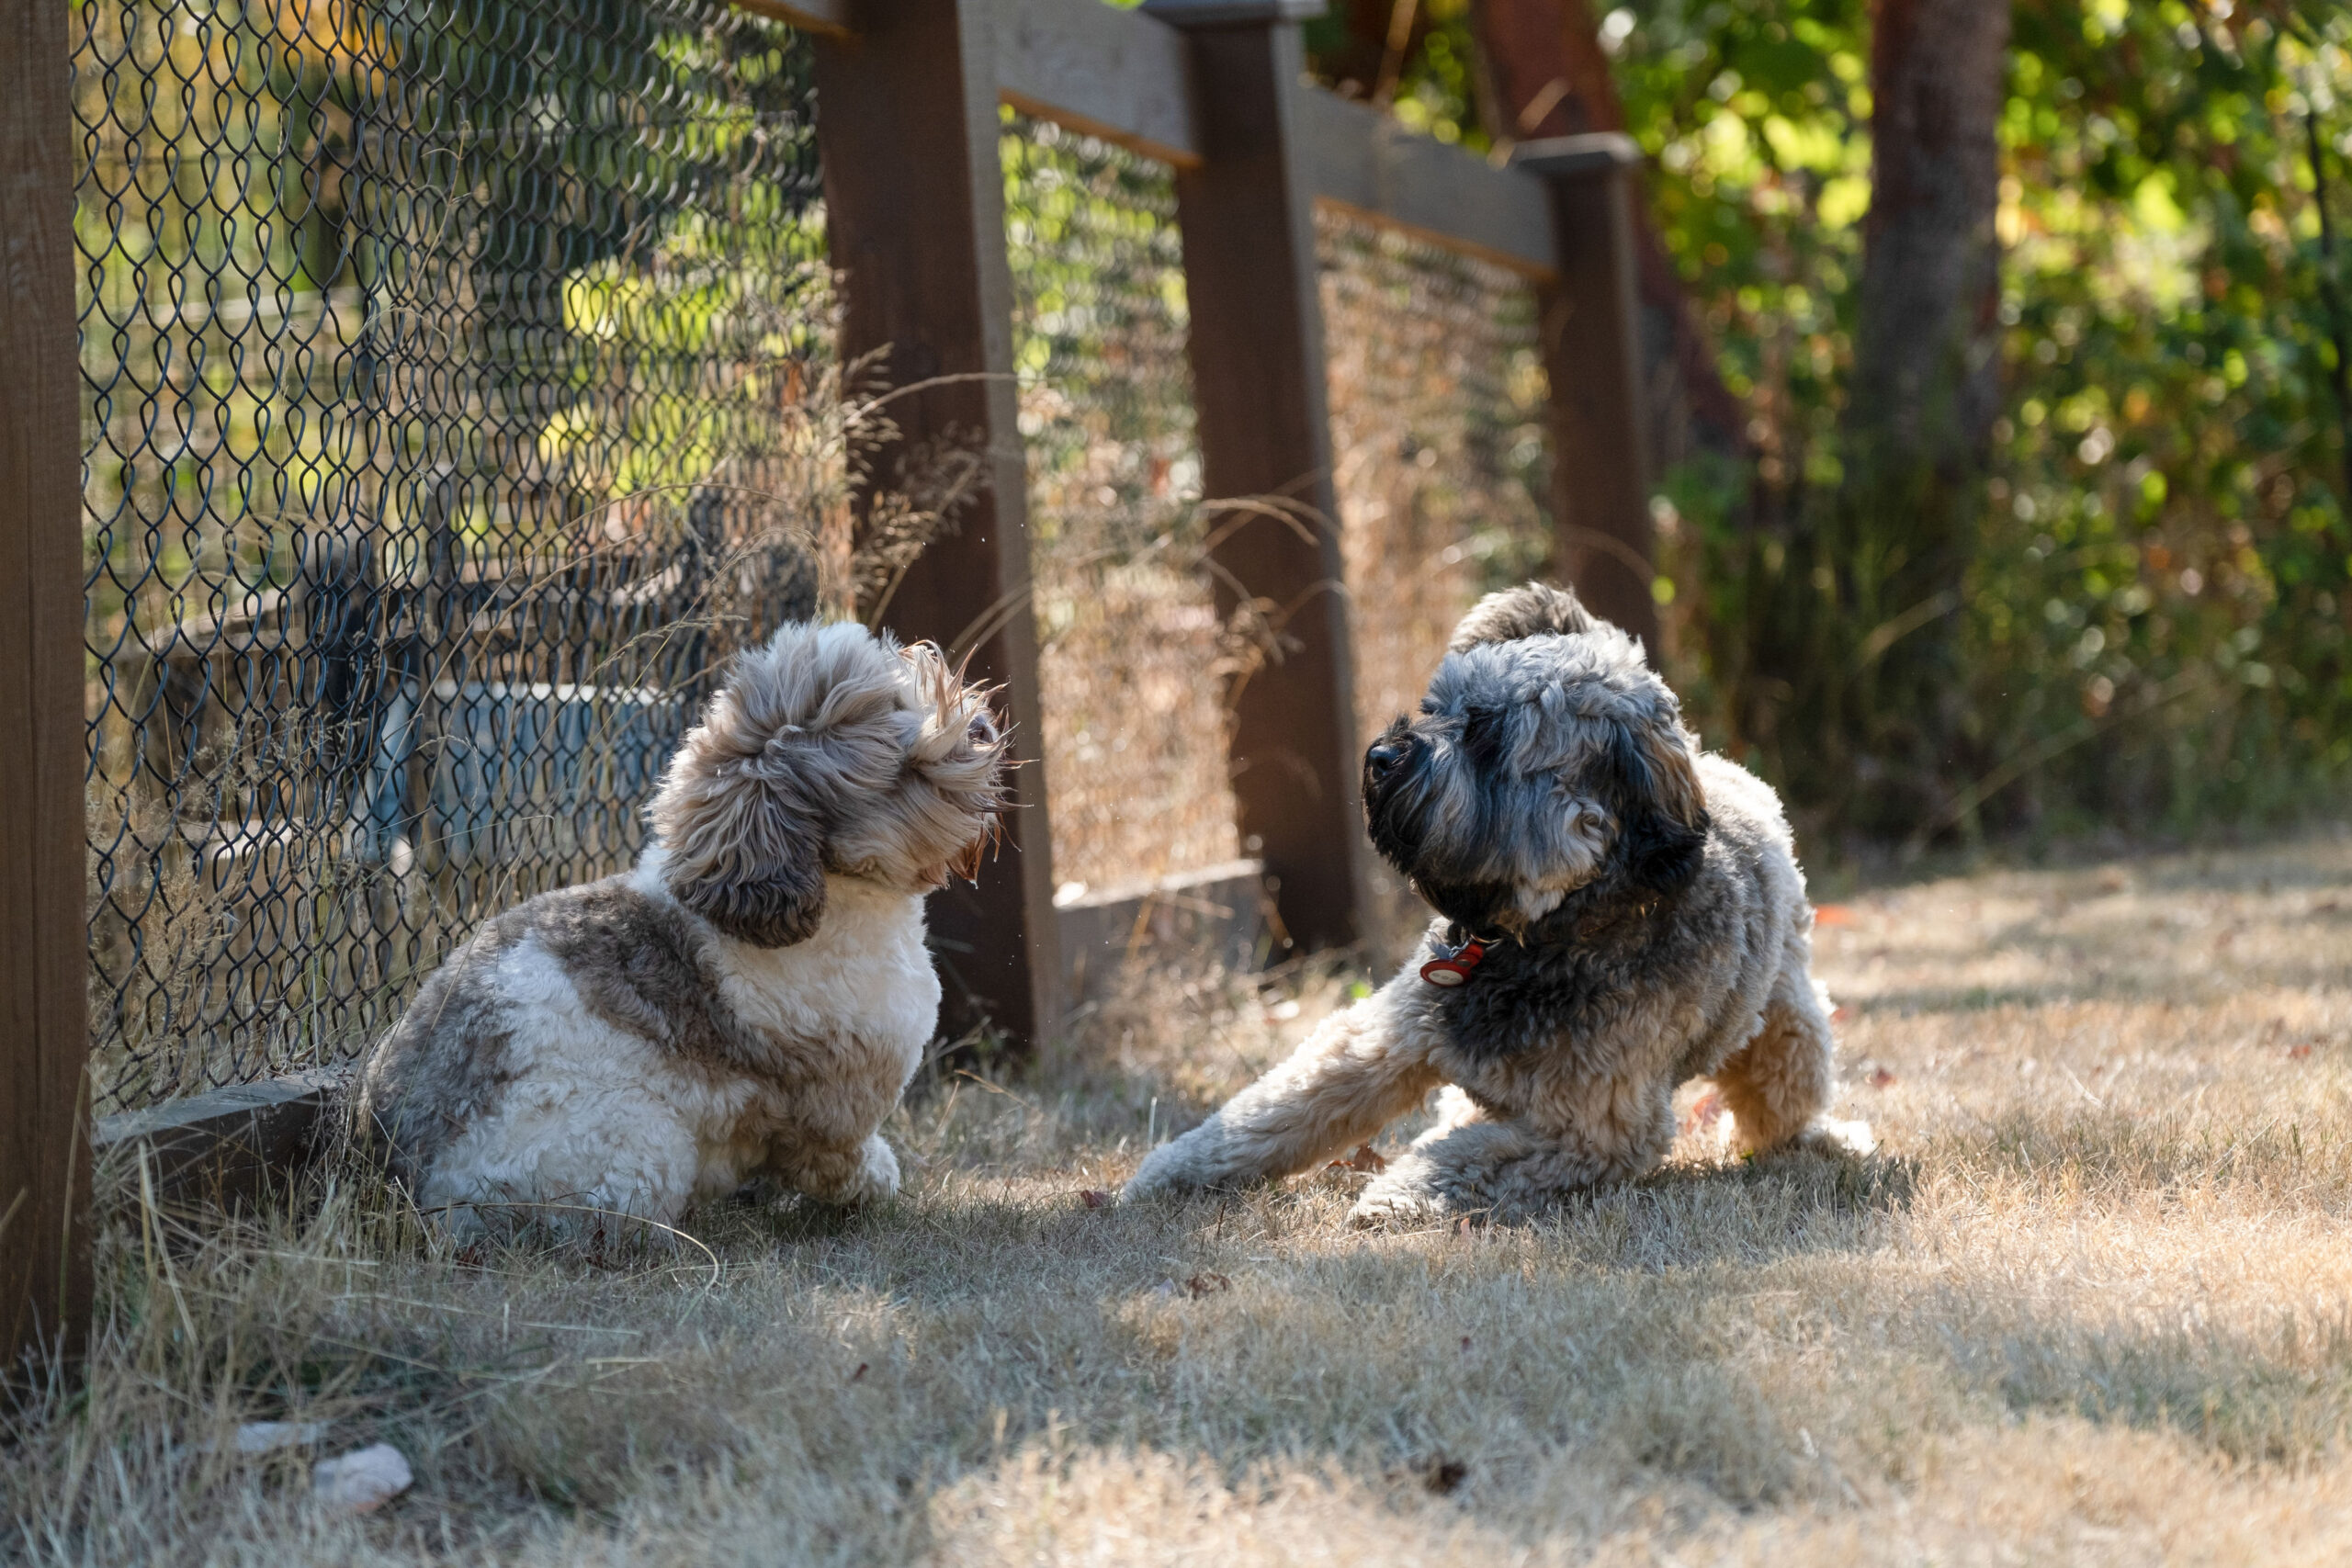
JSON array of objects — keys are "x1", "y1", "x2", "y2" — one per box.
[{"x1": 1308, "y1": 0, "x2": 2352, "y2": 850}]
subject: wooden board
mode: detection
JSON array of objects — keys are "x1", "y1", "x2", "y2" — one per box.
[
  {"x1": 96, "y1": 1073, "x2": 345, "y2": 1215},
  {"x1": 994, "y1": 0, "x2": 1201, "y2": 167},
  {"x1": 0, "y1": 0, "x2": 94, "y2": 1371},
  {"x1": 727, "y1": 0, "x2": 854, "y2": 38},
  {"x1": 1057, "y1": 859, "x2": 1268, "y2": 1003},
  {"x1": 1297, "y1": 89, "x2": 1558, "y2": 280},
  {"x1": 1158, "y1": 12, "x2": 1368, "y2": 953},
  {"x1": 814, "y1": 0, "x2": 1064, "y2": 1052},
  {"x1": 1516, "y1": 136, "x2": 1660, "y2": 649}
]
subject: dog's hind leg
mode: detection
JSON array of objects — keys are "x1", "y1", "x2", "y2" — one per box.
[
  {"x1": 415, "y1": 1092, "x2": 702, "y2": 1247},
  {"x1": 1710, "y1": 972, "x2": 1872, "y2": 1157},
  {"x1": 775, "y1": 1131, "x2": 900, "y2": 1207},
  {"x1": 759, "y1": 1084, "x2": 906, "y2": 1207},
  {"x1": 1123, "y1": 988, "x2": 1444, "y2": 1200}
]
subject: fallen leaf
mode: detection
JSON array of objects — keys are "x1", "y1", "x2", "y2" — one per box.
[
  {"x1": 1078, "y1": 1190, "x2": 1112, "y2": 1210},
  {"x1": 1184, "y1": 1272, "x2": 1231, "y2": 1298},
  {"x1": 1329, "y1": 1143, "x2": 1386, "y2": 1174},
  {"x1": 233, "y1": 1420, "x2": 329, "y2": 1455},
  {"x1": 1868, "y1": 1066, "x2": 1899, "y2": 1089},
  {"x1": 312, "y1": 1444, "x2": 413, "y2": 1513},
  {"x1": 1813, "y1": 904, "x2": 1855, "y2": 927}
]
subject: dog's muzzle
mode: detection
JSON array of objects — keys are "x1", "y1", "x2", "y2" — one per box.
[{"x1": 1365, "y1": 733, "x2": 1411, "y2": 783}]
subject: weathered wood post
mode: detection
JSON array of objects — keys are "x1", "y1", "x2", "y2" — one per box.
[
  {"x1": 1146, "y1": 0, "x2": 1367, "y2": 953},
  {"x1": 1515, "y1": 134, "x2": 1660, "y2": 653},
  {"x1": 811, "y1": 0, "x2": 1063, "y2": 1052},
  {"x1": 1, "y1": 0, "x2": 94, "y2": 1370}
]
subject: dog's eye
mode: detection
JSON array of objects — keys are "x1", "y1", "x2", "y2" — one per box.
[{"x1": 1461, "y1": 706, "x2": 1510, "y2": 769}]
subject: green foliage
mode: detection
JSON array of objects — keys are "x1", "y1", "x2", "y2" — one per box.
[
  {"x1": 1302, "y1": 0, "x2": 1491, "y2": 148},
  {"x1": 1639, "y1": 0, "x2": 2352, "y2": 838},
  {"x1": 1351, "y1": 1, "x2": 2352, "y2": 839},
  {"x1": 1982, "y1": 3, "x2": 2352, "y2": 828}
]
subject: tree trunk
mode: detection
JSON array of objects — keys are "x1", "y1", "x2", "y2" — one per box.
[
  {"x1": 1830, "y1": 0, "x2": 2010, "y2": 832},
  {"x1": 1317, "y1": 0, "x2": 1432, "y2": 106},
  {"x1": 1468, "y1": 0, "x2": 1747, "y2": 469}
]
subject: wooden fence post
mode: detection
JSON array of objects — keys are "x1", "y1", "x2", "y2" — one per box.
[
  {"x1": 811, "y1": 0, "x2": 1063, "y2": 1052},
  {"x1": 1, "y1": 0, "x2": 94, "y2": 1371},
  {"x1": 1515, "y1": 135, "x2": 1660, "y2": 653},
  {"x1": 1146, "y1": 0, "x2": 1367, "y2": 953}
]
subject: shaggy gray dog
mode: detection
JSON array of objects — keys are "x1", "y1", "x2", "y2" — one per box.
[
  {"x1": 359, "y1": 621, "x2": 1005, "y2": 1237},
  {"x1": 1124, "y1": 581, "x2": 1871, "y2": 1223}
]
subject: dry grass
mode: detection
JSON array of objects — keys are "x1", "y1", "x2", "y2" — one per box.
[{"x1": 14, "y1": 829, "x2": 2352, "y2": 1564}]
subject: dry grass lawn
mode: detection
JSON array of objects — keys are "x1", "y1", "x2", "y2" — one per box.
[{"x1": 13, "y1": 829, "x2": 2352, "y2": 1564}]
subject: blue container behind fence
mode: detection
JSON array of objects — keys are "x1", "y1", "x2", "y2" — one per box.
[{"x1": 426, "y1": 682, "x2": 675, "y2": 867}]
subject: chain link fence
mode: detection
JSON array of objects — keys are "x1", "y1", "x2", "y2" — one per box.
[
  {"x1": 1001, "y1": 114, "x2": 1244, "y2": 899},
  {"x1": 1001, "y1": 136, "x2": 1557, "y2": 911},
  {"x1": 1318, "y1": 210, "x2": 1554, "y2": 744},
  {"x1": 71, "y1": 8, "x2": 1564, "y2": 1107},
  {"x1": 1318, "y1": 210, "x2": 1555, "y2": 946},
  {"x1": 76, "y1": 0, "x2": 828, "y2": 1110}
]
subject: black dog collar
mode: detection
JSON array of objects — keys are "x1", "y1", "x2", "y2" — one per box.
[{"x1": 1419, "y1": 923, "x2": 1498, "y2": 987}]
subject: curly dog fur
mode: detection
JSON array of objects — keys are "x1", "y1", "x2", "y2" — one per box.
[
  {"x1": 358, "y1": 621, "x2": 1005, "y2": 1237},
  {"x1": 1124, "y1": 581, "x2": 1871, "y2": 1224}
]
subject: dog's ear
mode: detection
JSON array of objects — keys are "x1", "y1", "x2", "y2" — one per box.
[
  {"x1": 1610, "y1": 714, "x2": 1709, "y2": 896},
  {"x1": 1447, "y1": 581, "x2": 1600, "y2": 652},
  {"x1": 650, "y1": 726, "x2": 828, "y2": 947}
]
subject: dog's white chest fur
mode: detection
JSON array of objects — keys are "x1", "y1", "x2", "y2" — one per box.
[{"x1": 688, "y1": 862, "x2": 941, "y2": 1071}]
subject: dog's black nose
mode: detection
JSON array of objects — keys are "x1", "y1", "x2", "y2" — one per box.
[{"x1": 1365, "y1": 736, "x2": 1410, "y2": 780}]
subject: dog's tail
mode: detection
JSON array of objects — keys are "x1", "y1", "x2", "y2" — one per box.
[{"x1": 1445, "y1": 581, "x2": 1599, "y2": 652}]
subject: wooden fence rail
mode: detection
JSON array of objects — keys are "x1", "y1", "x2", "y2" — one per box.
[
  {"x1": 771, "y1": 0, "x2": 1653, "y2": 1031},
  {"x1": 3, "y1": 0, "x2": 1652, "y2": 1367}
]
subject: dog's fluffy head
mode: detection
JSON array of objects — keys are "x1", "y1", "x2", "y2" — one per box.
[
  {"x1": 1363, "y1": 582, "x2": 1708, "y2": 935},
  {"x1": 648, "y1": 621, "x2": 1007, "y2": 946}
]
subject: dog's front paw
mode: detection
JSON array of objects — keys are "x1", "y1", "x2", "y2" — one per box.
[{"x1": 1121, "y1": 1115, "x2": 1228, "y2": 1201}]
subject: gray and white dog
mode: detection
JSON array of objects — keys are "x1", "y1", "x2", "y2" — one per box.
[
  {"x1": 1124, "y1": 582, "x2": 1871, "y2": 1223},
  {"x1": 358, "y1": 621, "x2": 1006, "y2": 1237}
]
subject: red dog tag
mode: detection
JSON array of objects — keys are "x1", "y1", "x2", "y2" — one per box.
[{"x1": 1419, "y1": 940, "x2": 1486, "y2": 987}]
